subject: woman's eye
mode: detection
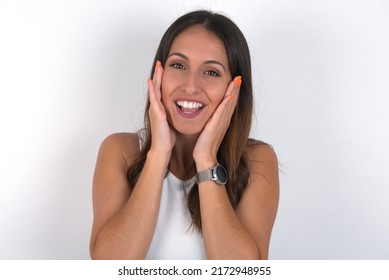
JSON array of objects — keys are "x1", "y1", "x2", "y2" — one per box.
[
  {"x1": 170, "y1": 63, "x2": 185, "y2": 70},
  {"x1": 205, "y1": 70, "x2": 221, "y2": 77}
]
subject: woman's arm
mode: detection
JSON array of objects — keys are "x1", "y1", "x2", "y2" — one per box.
[
  {"x1": 90, "y1": 61, "x2": 173, "y2": 259},
  {"x1": 193, "y1": 77, "x2": 279, "y2": 259},
  {"x1": 89, "y1": 133, "x2": 170, "y2": 259},
  {"x1": 198, "y1": 143, "x2": 279, "y2": 259}
]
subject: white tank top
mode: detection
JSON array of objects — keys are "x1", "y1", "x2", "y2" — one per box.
[
  {"x1": 138, "y1": 131, "x2": 206, "y2": 259},
  {"x1": 145, "y1": 172, "x2": 206, "y2": 259}
]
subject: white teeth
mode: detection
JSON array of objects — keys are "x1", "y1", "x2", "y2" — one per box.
[{"x1": 176, "y1": 101, "x2": 204, "y2": 109}]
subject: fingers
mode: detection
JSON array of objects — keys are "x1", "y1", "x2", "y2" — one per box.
[
  {"x1": 225, "y1": 76, "x2": 242, "y2": 102},
  {"x1": 214, "y1": 76, "x2": 242, "y2": 119},
  {"x1": 152, "y1": 60, "x2": 163, "y2": 100},
  {"x1": 148, "y1": 60, "x2": 164, "y2": 104},
  {"x1": 152, "y1": 60, "x2": 161, "y2": 82},
  {"x1": 147, "y1": 78, "x2": 157, "y2": 105},
  {"x1": 202, "y1": 76, "x2": 242, "y2": 140}
]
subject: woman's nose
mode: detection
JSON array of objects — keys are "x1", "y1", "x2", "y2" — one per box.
[{"x1": 181, "y1": 73, "x2": 202, "y2": 95}]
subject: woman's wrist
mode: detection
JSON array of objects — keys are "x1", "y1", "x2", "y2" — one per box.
[
  {"x1": 195, "y1": 157, "x2": 218, "y2": 172},
  {"x1": 147, "y1": 150, "x2": 171, "y2": 169}
]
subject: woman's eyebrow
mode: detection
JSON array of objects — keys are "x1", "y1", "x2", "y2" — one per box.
[
  {"x1": 204, "y1": 60, "x2": 226, "y2": 71},
  {"x1": 168, "y1": 52, "x2": 226, "y2": 71},
  {"x1": 168, "y1": 52, "x2": 189, "y2": 60}
]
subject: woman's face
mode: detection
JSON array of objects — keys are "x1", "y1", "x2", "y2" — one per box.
[{"x1": 161, "y1": 25, "x2": 232, "y2": 135}]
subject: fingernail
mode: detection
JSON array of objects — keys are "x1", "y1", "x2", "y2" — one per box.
[
  {"x1": 227, "y1": 95, "x2": 234, "y2": 100},
  {"x1": 155, "y1": 60, "x2": 161, "y2": 69},
  {"x1": 234, "y1": 76, "x2": 242, "y2": 87}
]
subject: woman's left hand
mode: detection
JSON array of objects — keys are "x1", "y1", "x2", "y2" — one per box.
[{"x1": 193, "y1": 76, "x2": 242, "y2": 169}]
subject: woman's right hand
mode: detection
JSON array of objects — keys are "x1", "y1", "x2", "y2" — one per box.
[{"x1": 147, "y1": 60, "x2": 176, "y2": 156}]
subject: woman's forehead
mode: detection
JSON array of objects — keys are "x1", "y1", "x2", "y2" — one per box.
[{"x1": 168, "y1": 25, "x2": 228, "y2": 64}]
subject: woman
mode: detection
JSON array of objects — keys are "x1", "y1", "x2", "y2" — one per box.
[{"x1": 89, "y1": 10, "x2": 279, "y2": 260}]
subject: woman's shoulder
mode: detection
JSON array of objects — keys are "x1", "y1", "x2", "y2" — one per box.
[
  {"x1": 245, "y1": 138, "x2": 278, "y2": 168},
  {"x1": 101, "y1": 132, "x2": 139, "y2": 146},
  {"x1": 98, "y1": 132, "x2": 140, "y2": 167}
]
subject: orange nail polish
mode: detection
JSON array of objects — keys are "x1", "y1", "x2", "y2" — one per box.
[
  {"x1": 228, "y1": 95, "x2": 234, "y2": 100},
  {"x1": 235, "y1": 76, "x2": 242, "y2": 86},
  {"x1": 155, "y1": 60, "x2": 161, "y2": 69}
]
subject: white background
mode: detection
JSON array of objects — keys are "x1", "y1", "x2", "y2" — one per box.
[{"x1": 0, "y1": 0, "x2": 388, "y2": 259}]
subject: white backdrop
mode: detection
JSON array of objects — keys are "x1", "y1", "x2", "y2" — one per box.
[{"x1": 0, "y1": 0, "x2": 388, "y2": 259}]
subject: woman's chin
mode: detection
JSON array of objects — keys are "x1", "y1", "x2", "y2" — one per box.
[
  {"x1": 166, "y1": 112, "x2": 207, "y2": 136},
  {"x1": 173, "y1": 123, "x2": 204, "y2": 136}
]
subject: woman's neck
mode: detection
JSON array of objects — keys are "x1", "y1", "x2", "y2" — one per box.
[{"x1": 169, "y1": 132, "x2": 199, "y2": 180}]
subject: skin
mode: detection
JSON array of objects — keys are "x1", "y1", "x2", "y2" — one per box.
[{"x1": 90, "y1": 25, "x2": 279, "y2": 259}]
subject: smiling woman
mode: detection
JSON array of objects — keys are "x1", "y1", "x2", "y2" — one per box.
[{"x1": 89, "y1": 10, "x2": 279, "y2": 260}]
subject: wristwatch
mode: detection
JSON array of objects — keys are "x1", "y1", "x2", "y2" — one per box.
[{"x1": 196, "y1": 163, "x2": 228, "y2": 185}]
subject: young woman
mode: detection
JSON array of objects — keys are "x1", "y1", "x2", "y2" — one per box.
[{"x1": 89, "y1": 10, "x2": 279, "y2": 260}]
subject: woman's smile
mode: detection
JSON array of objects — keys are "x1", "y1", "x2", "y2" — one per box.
[{"x1": 175, "y1": 99, "x2": 205, "y2": 118}]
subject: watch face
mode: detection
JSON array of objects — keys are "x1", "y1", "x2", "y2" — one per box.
[{"x1": 215, "y1": 165, "x2": 227, "y2": 184}]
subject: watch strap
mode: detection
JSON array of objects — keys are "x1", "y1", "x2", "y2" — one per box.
[{"x1": 196, "y1": 167, "x2": 214, "y2": 184}]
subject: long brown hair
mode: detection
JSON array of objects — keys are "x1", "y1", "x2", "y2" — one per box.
[{"x1": 127, "y1": 10, "x2": 253, "y2": 231}]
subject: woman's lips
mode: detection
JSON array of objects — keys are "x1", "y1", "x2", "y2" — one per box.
[{"x1": 175, "y1": 100, "x2": 205, "y2": 118}]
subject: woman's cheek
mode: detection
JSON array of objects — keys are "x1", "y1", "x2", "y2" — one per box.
[
  {"x1": 205, "y1": 82, "x2": 229, "y2": 103},
  {"x1": 161, "y1": 74, "x2": 172, "y2": 98},
  {"x1": 161, "y1": 71, "x2": 179, "y2": 95}
]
